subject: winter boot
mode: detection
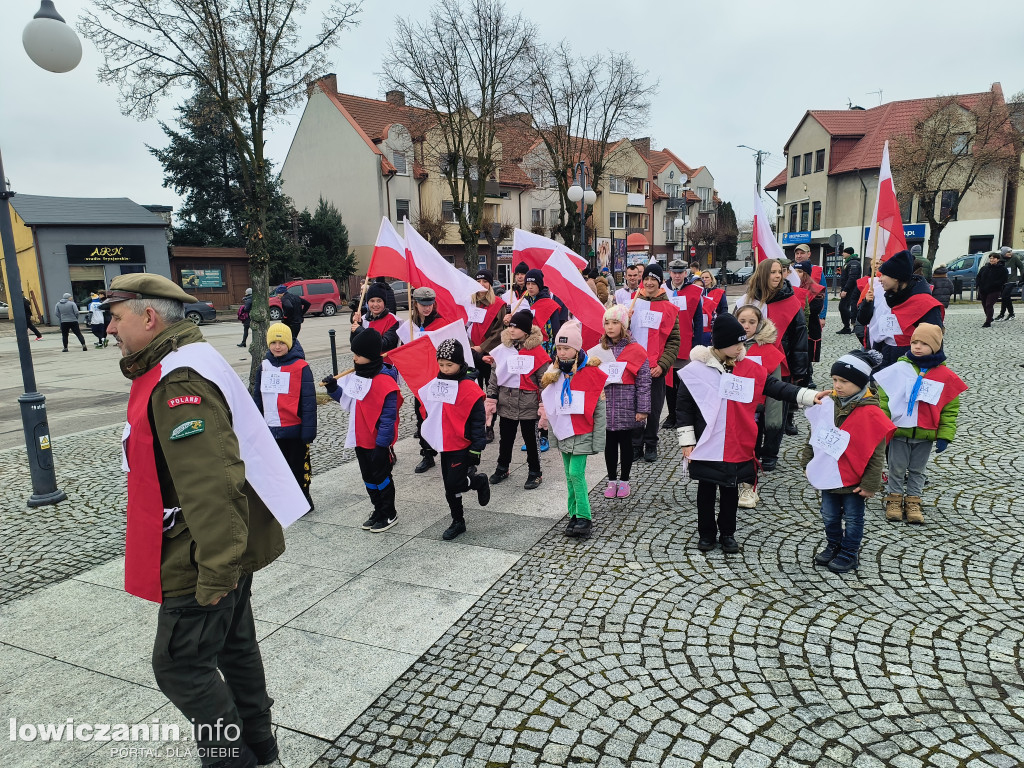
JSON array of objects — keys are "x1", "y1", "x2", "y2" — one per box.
[
  {"x1": 884, "y1": 493, "x2": 904, "y2": 522},
  {"x1": 904, "y1": 495, "x2": 924, "y2": 524}
]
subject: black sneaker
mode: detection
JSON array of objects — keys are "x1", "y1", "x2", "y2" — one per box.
[
  {"x1": 760, "y1": 457, "x2": 777, "y2": 471},
  {"x1": 370, "y1": 515, "x2": 398, "y2": 532},
  {"x1": 361, "y1": 514, "x2": 377, "y2": 530},
  {"x1": 565, "y1": 517, "x2": 580, "y2": 536},
  {"x1": 573, "y1": 518, "x2": 592, "y2": 537},
  {"x1": 442, "y1": 519, "x2": 466, "y2": 541},
  {"x1": 720, "y1": 536, "x2": 740, "y2": 554},
  {"x1": 697, "y1": 537, "x2": 717, "y2": 552},
  {"x1": 472, "y1": 472, "x2": 490, "y2": 507},
  {"x1": 524, "y1": 473, "x2": 542, "y2": 490},
  {"x1": 836, "y1": 328, "x2": 853, "y2": 334},
  {"x1": 489, "y1": 467, "x2": 510, "y2": 484},
  {"x1": 237, "y1": 342, "x2": 246, "y2": 347},
  {"x1": 414, "y1": 455, "x2": 435, "y2": 473},
  {"x1": 784, "y1": 420, "x2": 798, "y2": 436},
  {"x1": 247, "y1": 735, "x2": 279, "y2": 766},
  {"x1": 827, "y1": 550, "x2": 859, "y2": 573},
  {"x1": 644, "y1": 446, "x2": 658, "y2": 462},
  {"x1": 813, "y1": 542, "x2": 841, "y2": 566}
]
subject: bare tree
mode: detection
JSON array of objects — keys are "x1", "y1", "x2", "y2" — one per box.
[
  {"x1": 520, "y1": 42, "x2": 656, "y2": 254},
  {"x1": 410, "y1": 212, "x2": 450, "y2": 246},
  {"x1": 383, "y1": 0, "x2": 535, "y2": 268},
  {"x1": 688, "y1": 217, "x2": 717, "y2": 266},
  {"x1": 891, "y1": 87, "x2": 1021, "y2": 263},
  {"x1": 80, "y1": 0, "x2": 361, "y2": 383}
]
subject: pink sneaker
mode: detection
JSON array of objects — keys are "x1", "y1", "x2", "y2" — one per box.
[
  {"x1": 604, "y1": 481, "x2": 618, "y2": 498},
  {"x1": 616, "y1": 481, "x2": 631, "y2": 498}
]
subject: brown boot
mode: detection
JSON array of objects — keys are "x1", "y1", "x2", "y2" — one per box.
[
  {"x1": 884, "y1": 493, "x2": 904, "y2": 522},
  {"x1": 904, "y1": 496, "x2": 924, "y2": 524}
]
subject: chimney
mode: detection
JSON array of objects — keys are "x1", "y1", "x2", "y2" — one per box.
[
  {"x1": 386, "y1": 90, "x2": 406, "y2": 107},
  {"x1": 632, "y1": 137, "x2": 651, "y2": 158},
  {"x1": 307, "y1": 73, "x2": 337, "y2": 99}
]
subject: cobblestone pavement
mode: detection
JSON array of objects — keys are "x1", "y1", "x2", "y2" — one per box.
[{"x1": 317, "y1": 311, "x2": 1024, "y2": 768}]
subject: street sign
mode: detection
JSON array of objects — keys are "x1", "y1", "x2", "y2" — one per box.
[
  {"x1": 827, "y1": 233, "x2": 843, "y2": 248},
  {"x1": 689, "y1": 246, "x2": 696, "y2": 257}
]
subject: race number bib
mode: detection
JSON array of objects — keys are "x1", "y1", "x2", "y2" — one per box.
[
  {"x1": 602, "y1": 362, "x2": 626, "y2": 385},
  {"x1": 467, "y1": 306, "x2": 486, "y2": 324},
  {"x1": 424, "y1": 378, "x2": 459, "y2": 404},
  {"x1": 719, "y1": 373, "x2": 755, "y2": 403},
  {"x1": 261, "y1": 370, "x2": 291, "y2": 394},
  {"x1": 914, "y1": 378, "x2": 944, "y2": 405},
  {"x1": 670, "y1": 295, "x2": 688, "y2": 311},
  {"x1": 638, "y1": 310, "x2": 661, "y2": 329},
  {"x1": 811, "y1": 425, "x2": 850, "y2": 460},
  {"x1": 342, "y1": 375, "x2": 371, "y2": 401},
  {"x1": 506, "y1": 355, "x2": 533, "y2": 375},
  {"x1": 556, "y1": 394, "x2": 585, "y2": 415},
  {"x1": 881, "y1": 313, "x2": 902, "y2": 337}
]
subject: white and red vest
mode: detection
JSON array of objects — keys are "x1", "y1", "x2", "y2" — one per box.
[
  {"x1": 259, "y1": 358, "x2": 308, "y2": 428},
  {"x1": 872, "y1": 361, "x2": 966, "y2": 430},
  {"x1": 335, "y1": 371, "x2": 403, "y2": 449},
  {"x1": 681, "y1": 357, "x2": 767, "y2": 464},
  {"x1": 764, "y1": 295, "x2": 802, "y2": 377},
  {"x1": 468, "y1": 301, "x2": 505, "y2": 347},
  {"x1": 586, "y1": 342, "x2": 647, "y2": 386},
  {"x1": 666, "y1": 283, "x2": 703, "y2": 359},
  {"x1": 123, "y1": 343, "x2": 308, "y2": 603},
  {"x1": 529, "y1": 297, "x2": 561, "y2": 341},
  {"x1": 701, "y1": 288, "x2": 726, "y2": 333},
  {"x1": 868, "y1": 283, "x2": 945, "y2": 348},
  {"x1": 804, "y1": 398, "x2": 896, "y2": 490},
  {"x1": 540, "y1": 365, "x2": 608, "y2": 440},
  {"x1": 490, "y1": 343, "x2": 549, "y2": 391},
  {"x1": 630, "y1": 298, "x2": 679, "y2": 367},
  {"x1": 362, "y1": 312, "x2": 400, "y2": 336},
  {"x1": 417, "y1": 378, "x2": 485, "y2": 452},
  {"x1": 743, "y1": 342, "x2": 786, "y2": 376}
]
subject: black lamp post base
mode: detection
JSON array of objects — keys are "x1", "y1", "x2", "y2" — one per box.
[{"x1": 28, "y1": 489, "x2": 68, "y2": 508}]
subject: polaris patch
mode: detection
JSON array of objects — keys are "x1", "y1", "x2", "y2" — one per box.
[
  {"x1": 167, "y1": 395, "x2": 202, "y2": 408},
  {"x1": 170, "y1": 419, "x2": 205, "y2": 440}
]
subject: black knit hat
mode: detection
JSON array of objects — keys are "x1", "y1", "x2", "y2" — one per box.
[
  {"x1": 830, "y1": 349, "x2": 874, "y2": 388},
  {"x1": 366, "y1": 283, "x2": 388, "y2": 303},
  {"x1": 514, "y1": 261, "x2": 530, "y2": 275},
  {"x1": 642, "y1": 262, "x2": 664, "y2": 283},
  {"x1": 794, "y1": 260, "x2": 812, "y2": 274},
  {"x1": 510, "y1": 309, "x2": 533, "y2": 334},
  {"x1": 525, "y1": 268, "x2": 544, "y2": 288},
  {"x1": 711, "y1": 312, "x2": 747, "y2": 350},
  {"x1": 436, "y1": 338, "x2": 465, "y2": 366},
  {"x1": 475, "y1": 268, "x2": 494, "y2": 285},
  {"x1": 879, "y1": 250, "x2": 913, "y2": 283},
  {"x1": 351, "y1": 328, "x2": 383, "y2": 360}
]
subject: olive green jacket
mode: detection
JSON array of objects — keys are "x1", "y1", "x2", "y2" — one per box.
[
  {"x1": 799, "y1": 391, "x2": 887, "y2": 495},
  {"x1": 121, "y1": 321, "x2": 285, "y2": 605}
]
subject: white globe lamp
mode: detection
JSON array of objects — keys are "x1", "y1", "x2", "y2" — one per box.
[{"x1": 23, "y1": 1, "x2": 82, "y2": 74}]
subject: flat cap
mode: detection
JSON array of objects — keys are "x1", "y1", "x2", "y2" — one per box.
[
  {"x1": 668, "y1": 260, "x2": 687, "y2": 271},
  {"x1": 412, "y1": 286, "x2": 436, "y2": 302},
  {"x1": 100, "y1": 273, "x2": 196, "y2": 309}
]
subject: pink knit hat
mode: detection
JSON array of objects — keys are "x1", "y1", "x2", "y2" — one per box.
[
  {"x1": 603, "y1": 305, "x2": 630, "y2": 330},
  {"x1": 553, "y1": 321, "x2": 584, "y2": 352}
]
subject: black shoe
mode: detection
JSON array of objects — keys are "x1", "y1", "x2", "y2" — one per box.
[
  {"x1": 62, "y1": 348, "x2": 68, "y2": 352},
  {"x1": 414, "y1": 455, "x2": 435, "y2": 473},
  {"x1": 827, "y1": 550, "x2": 859, "y2": 573},
  {"x1": 697, "y1": 537, "x2": 717, "y2": 552},
  {"x1": 442, "y1": 519, "x2": 466, "y2": 541},
  {"x1": 760, "y1": 457, "x2": 777, "y2": 471},
  {"x1": 485, "y1": 425, "x2": 495, "y2": 443},
  {"x1": 573, "y1": 518, "x2": 592, "y2": 537},
  {"x1": 982, "y1": 323, "x2": 992, "y2": 328},
  {"x1": 247, "y1": 735, "x2": 279, "y2": 766},
  {"x1": 836, "y1": 328, "x2": 853, "y2": 334},
  {"x1": 661, "y1": 417, "x2": 676, "y2": 430},
  {"x1": 644, "y1": 446, "x2": 658, "y2": 462},
  {"x1": 489, "y1": 467, "x2": 509, "y2": 484},
  {"x1": 524, "y1": 473, "x2": 542, "y2": 490},
  {"x1": 632, "y1": 445, "x2": 644, "y2": 461},
  {"x1": 813, "y1": 542, "x2": 842, "y2": 566},
  {"x1": 237, "y1": 342, "x2": 246, "y2": 347},
  {"x1": 785, "y1": 420, "x2": 798, "y2": 436},
  {"x1": 208, "y1": 744, "x2": 258, "y2": 768},
  {"x1": 994, "y1": 314, "x2": 1005, "y2": 321},
  {"x1": 472, "y1": 472, "x2": 490, "y2": 507},
  {"x1": 370, "y1": 515, "x2": 398, "y2": 532},
  {"x1": 565, "y1": 517, "x2": 581, "y2": 536},
  {"x1": 361, "y1": 514, "x2": 377, "y2": 530},
  {"x1": 720, "y1": 535, "x2": 740, "y2": 554}
]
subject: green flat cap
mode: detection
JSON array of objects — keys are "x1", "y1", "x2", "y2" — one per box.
[{"x1": 100, "y1": 273, "x2": 197, "y2": 308}]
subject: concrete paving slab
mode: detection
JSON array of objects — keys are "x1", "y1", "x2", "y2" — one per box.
[
  {"x1": 275, "y1": 519, "x2": 408, "y2": 573},
  {"x1": 419, "y1": 508, "x2": 560, "y2": 552},
  {"x1": 249, "y1": 559, "x2": 358, "y2": 626},
  {"x1": 362, "y1": 537, "x2": 521, "y2": 596},
  {"x1": 286, "y1": 575, "x2": 478, "y2": 656}
]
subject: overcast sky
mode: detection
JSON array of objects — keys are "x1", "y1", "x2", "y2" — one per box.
[{"x1": 2, "y1": 0, "x2": 1022, "y2": 225}]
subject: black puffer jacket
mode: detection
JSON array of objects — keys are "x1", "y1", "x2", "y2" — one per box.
[
  {"x1": 841, "y1": 256, "x2": 862, "y2": 293},
  {"x1": 767, "y1": 282, "x2": 810, "y2": 384},
  {"x1": 976, "y1": 263, "x2": 1008, "y2": 295},
  {"x1": 930, "y1": 275, "x2": 953, "y2": 308},
  {"x1": 857, "y1": 275, "x2": 945, "y2": 368}
]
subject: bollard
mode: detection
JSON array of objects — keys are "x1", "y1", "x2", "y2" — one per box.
[{"x1": 329, "y1": 328, "x2": 338, "y2": 375}]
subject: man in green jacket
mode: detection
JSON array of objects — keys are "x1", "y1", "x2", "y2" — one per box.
[
  {"x1": 996, "y1": 246, "x2": 1024, "y2": 321},
  {"x1": 105, "y1": 273, "x2": 294, "y2": 768}
]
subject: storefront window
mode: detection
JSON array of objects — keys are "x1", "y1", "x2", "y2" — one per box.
[{"x1": 68, "y1": 265, "x2": 106, "y2": 309}]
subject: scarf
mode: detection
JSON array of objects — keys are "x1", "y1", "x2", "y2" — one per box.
[
  {"x1": 905, "y1": 349, "x2": 947, "y2": 415},
  {"x1": 354, "y1": 358, "x2": 383, "y2": 378},
  {"x1": 558, "y1": 352, "x2": 587, "y2": 406},
  {"x1": 838, "y1": 385, "x2": 870, "y2": 409}
]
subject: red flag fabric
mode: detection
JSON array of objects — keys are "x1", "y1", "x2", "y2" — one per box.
[
  {"x1": 542, "y1": 249, "x2": 606, "y2": 349},
  {"x1": 865, "y1": 141, "x2": 907, "y2": 265},
  {"x1": 513, "y1": 228, "x2": 588, "y2": 271},
  {"x1": 368, "y1": 217, "x2": 409, "y2": 280},
  {"x1": 404, "y1": 220, "x2": 481, "y2": 324},
  {"x1": 386, "y1": 320, "x2": 474, "y2": 395}
]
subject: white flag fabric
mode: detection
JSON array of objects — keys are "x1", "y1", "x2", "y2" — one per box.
[{"x1": 752, "y1": 190, "x2": 786, "y2": 263}]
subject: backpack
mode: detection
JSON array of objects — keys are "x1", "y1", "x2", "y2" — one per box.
[{"x1": 237, "y1": 302, "x2": 250, "y2": 322}]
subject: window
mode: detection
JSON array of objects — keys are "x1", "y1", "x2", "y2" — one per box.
[
  {"x1": 609, "y1": 175, "x2": 627, "y2": 194},
  {"x1": 308, "y1": 281, "x2": 335, "y2": 295},
  {"x1": 392, "y1": 151, "x2": 408, "y2": 175},
  {"x1": 395, "y1": 199, "x2": 410, "y2": 222},
  {"x1": 953, "y1": 134, "x2": 971, "y2": 155},
  {"x1": 531, "y1": 208, "x2": 545, "y2": 227},
  {"x1": 792, "y1": 155, "x2": 801, "y2": 177},
  {"x1": 645, "y1": 181, "x2": 651, "y2": 198},
  {"x1": 800, "y1": 202, "x2": 809, "y2": 231},
  {"x1": 442, "y1": 200, "x2": 457, "y2": 223},
  {"x1": 815, "y1": 149, "x2": 825, "y2": 173},
  {"x1": 550, "y1": 209, "x2": 560, "y2": 227},
  {"x1": 547, "y1": 171, "x2": 559, "y2": 189},
  {"x1": 530, "y1": 168, "x2": 544, "y2": 187},
  {"x1": 940, "y1": 190, "x2": 959, "y2": 222},
  {"x1": 811, "y1": 201, "x2": 821, "y2": 230},
  {"x1": 439, "y1": 153, "x2": 452, "y2": 174},
  {"x1": 697, "y1": 187, "x2": 713, "y2": 212},
  {"x1": 803, "y1": 153, "x2": 812, "y2": 176},
  {"x1": 898, "y1": 193, "x2": 912, "y2": 223},
  {"x1": 916, "y1": 194, "x2": 932, "y2": 223},
  {"x1": 789, "y1": 205, "x2": 798, "y2": 232},
  {"x1": 609, "y1": 211, "x2": 625, "y2": 229}
]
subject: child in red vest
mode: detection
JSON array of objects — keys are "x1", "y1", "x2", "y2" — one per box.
[
  {"x1": 322, "y1": 329, "x2": 403, "y2": 532},
  {"x1": 677, "y1": 314, "x2": 824, "y2": 553},
  {"x1": 351, "y1": 282, "x2": 400, "y2": 352},
  {"x1": 253, "y1": 323, "x2": 317, "y2": 508},
  {"x1": 430, "y1": 339, "x2": 490, "y2": 541},
  {"x1": 800, "y1": 350, "x2": 896, "y2": 573},
  {"x1": 539, "y1": 323, "x2": 608, "y2": 538},
  {"x1": 872, "y1": 323, "x2": 965, "y2": 525}
]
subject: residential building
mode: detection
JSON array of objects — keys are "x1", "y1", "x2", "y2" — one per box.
[{"x1": 765, "y1": 84, "x2": 1013, "y2": 274}]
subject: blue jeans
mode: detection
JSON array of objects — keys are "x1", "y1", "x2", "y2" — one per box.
[{"x1": 820, "y1": 491, "x2": 865, "y2": 553}]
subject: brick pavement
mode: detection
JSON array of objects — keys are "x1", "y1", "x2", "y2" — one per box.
[{"x1": 316, "y1": 310, "x2": 1024, "y2": 768}]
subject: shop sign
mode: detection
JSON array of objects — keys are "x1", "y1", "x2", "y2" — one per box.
[
  {"x1": 181, "y1": 269, "x2": 224, "y2": 288},
  {"x1": 66, "y1": 245, "x2": 146, "y2": 264}
]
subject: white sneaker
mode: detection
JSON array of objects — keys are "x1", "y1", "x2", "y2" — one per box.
[{"x1": 738, "y1": 483, "x2": 759, "y2": 509}]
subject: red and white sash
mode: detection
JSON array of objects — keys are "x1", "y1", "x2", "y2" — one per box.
[
  {"x1": 586, "y1": 342, "x2": 647, "y2": 386},
  {"x1": 873, "y1": 361, "x2": 966, "y2": 430},
  {"x1": 681, "y1": 357, "x2": 766, "y2": 463},
  {"x1": 468, "y1": 301, "x2": 505, "y2": 346},
  {"x1": 259, "y1": 358, "x2": 308, "y2": 428},
  {"x1": 701, "y1": 288, "x2": 725, "y2": 333},
  {"x1": 804, "y1": 398, "x2": 896, "y2": 490},
  {"x1": 666, "y1": 283, "x2": 703, "y2": 359},
  {"x1": 417, "y1": 378, "x2": 485, "y2": 452},
  {"x1": 362, "y1": 312, "x2": 399, "y2": 335},
  {"x1": 630, "y1": 299, "x2": 678, "y2": 367},
  {"x1": 490, "y1": 343, "x2": 549, "y2": 390},
  {"x1": 743, "y1": 342, "x2": 786, "y2": 375},
  {"x1": 335, "y1": 371, "x2": 403, "y2": 449},
  {"x1": 123, "y1": 343, "x2": 308, "y2": 603},
  {"x1": 529, "y1": 297, "x2": 560, "y2": 339},
  {"x1": 540, "y1": 365, "x2": 607, "y2": 440}
]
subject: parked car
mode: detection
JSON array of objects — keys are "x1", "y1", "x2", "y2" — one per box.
[
  {"x1": 940, "y1": 253, "x2": 986, "y2": 290},
  {"x1": 388, "y1": 281, "x2": 410, "y2": 312},
  {"x1": 184, "y1": 301, "x2": 217, "y2": 325},
  {"x1": 735, "y1": 265, "x2": 755, "y2": 283},
  {"x1": 713, "y1": 267, "x2": 741, "y2": 285},
  {"x1": 0, "y1": 301, "x2": 8, "y2": 320},
  {"x1": 268, "y1": 278, "x2": 341, "y2": 320}
]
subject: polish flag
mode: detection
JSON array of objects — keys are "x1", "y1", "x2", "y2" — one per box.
[
  {"x1": 513, "y1": 228, "x2": 588, "y2": 271},
  {"x1": 404, "y1": 219, "x2": 482, "y2": 323},
  {"x1": 865, "y1": 141, "x2": 907, "y2": 267},
  {"x1": 541, "y1": 249, "x2": 606, "y2": 349},
  {"x1": 386, "y1": 320, "x2": 474, "y2": 395},
  {"x1": 753, "y1": 190, "x2": 786, "y2": 263},
  {"x1": 367, "y1": 217, "x2": 409, "y2": 280}
]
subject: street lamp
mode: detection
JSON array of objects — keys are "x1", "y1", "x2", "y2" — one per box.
[
  {"x1": 673, "y1": 176, "x2": 691, "y2": 260},
  {"x1": 0, "y1": 1, "x2": 81, "y2": 507},
  {"x1": 567, "y1": 161, "x2": 597, "y2": 267}
]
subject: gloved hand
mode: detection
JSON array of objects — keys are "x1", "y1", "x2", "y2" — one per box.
[
  {"x1": 468, "y1": 449, "x2": 482, "y2": 466},
  {"x1": 322, "y1": 375, "x2": 338, "y2": 393},
  {"x1": 935, "y1": 439, "x2": 949, "y2": 453},
  {"x1": 538, "y1": 403, "x2": 549, "y2": 431}
]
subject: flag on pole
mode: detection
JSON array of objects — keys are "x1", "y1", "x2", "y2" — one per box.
[
  {"x1": 542, "y1": 249, "x2": 606, "y2": 349},
  {"x1": 367, "y1": 217, "x2": 409, "y2": 280},
  {"x1": 403, "y1": 219, "x2": 482, "y2": 323},
  {"x1": 513, "y1": 228, "x2": 588, "y2": 271},
  {"x1": 752, "y1": 190, "x2": 786, "y2": 263},
  {"x1": 386, "y1": 320, "x2": 474, "y2": 395},
  {"x1": 865, "y1": 141, "x2": 907, "y2": 268}
]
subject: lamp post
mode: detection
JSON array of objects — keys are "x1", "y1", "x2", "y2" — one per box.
[
  {"x1": 1, "y1": 1, "x2": 82, "y2": 507},
  {"x1": 567, "y1": 162, "x2": 597, "y2": 267}
]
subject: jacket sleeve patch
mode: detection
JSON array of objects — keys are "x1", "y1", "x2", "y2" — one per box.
[
  {"x1": 170, "y1": 419, "x2": 205, "y2": 440},
  {"x1": 167, "y1": 395, "x2": 202, "y2": 408}
]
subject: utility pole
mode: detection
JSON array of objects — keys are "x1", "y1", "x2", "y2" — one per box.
[{"x1": 737, "y1": 145, "x2": 769, "y2": 194}]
